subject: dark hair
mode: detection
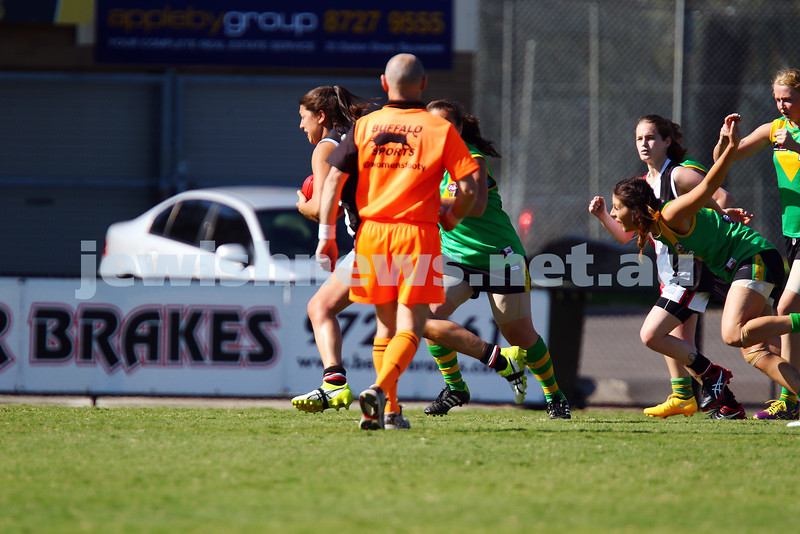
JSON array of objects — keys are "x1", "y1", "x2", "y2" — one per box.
[
  {"x1": 426, "y1": 99, "x2": 501, "y2": 158},
  {"x1": 637, "y1": 114, "x2": 687, "y2": 163},
  {"x1": 298, "y1": 86, "x2": 371, "y2": 129},
  {"x1": 612, "y1": 176, "x2": 661, "y2": 253}
]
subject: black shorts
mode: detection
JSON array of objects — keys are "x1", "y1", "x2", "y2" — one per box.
[
  {"x1": 443, "y1": 256, "x2": 530, "y2": 297},
  {"x1": 731, "y1": 249, "x2": 785, "y2": 301},
  {"x1": 654, "y1": 262, "x2": 729, "y2": 323},
  {"x1": 654, "y1": 296, "x2": 697, "y2": 323},
  {"x1": 785, "y1": 236, "x2": 800, "y2": 264},
  {"x1": 690, "y1": 259, "x2": 730, "y2": 303}
]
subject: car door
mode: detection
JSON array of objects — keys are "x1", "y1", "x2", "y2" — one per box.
[
  {"x1": 144, "y1": 199, "x2": 214, "y2": 279},
  {"x1": 205, "y1": 202, "x2": 255, "y2": 281},
  {"x1": 254, "y1": 208, "x2": 326, "y2": 282}
]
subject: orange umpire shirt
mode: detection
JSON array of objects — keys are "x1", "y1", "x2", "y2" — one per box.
[
  {"x1": 327, "y1": 102, "x2": 479, "y2": 305},
  {"x1": 327, "y1": 102, "x2": 479, "y2": 225}
]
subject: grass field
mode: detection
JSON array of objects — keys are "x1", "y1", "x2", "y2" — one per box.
[{"x1": 1, "y1": 403, "x2": 798, "y2": 534}]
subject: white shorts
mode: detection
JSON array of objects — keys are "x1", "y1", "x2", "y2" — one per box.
[
  {"x1": 659, "y1": 283, "x2": 710, "y2": 314},
  {"x1": 731, "y1": 278, "x2": 775, "y2": 302}
]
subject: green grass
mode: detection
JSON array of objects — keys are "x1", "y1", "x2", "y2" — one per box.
[{"x1": 1, "y1": 405, "x2": 798, "y2": 534}]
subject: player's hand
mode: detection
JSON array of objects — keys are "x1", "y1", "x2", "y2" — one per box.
[
  {"x1": 723, "y1": 207, "x2": 753, "y2": 226},
  {"x1": 315, "y1": 239, "x2": 337, "y2": 271},
  {"x1": 775, "y1": 129, "x2": 799, "y2": 152},
  {"x1": 588, "y1": 196, "x2": 607, "y2": 217},
  {"x1": 296, "y1": 191, "x2": 318, "y2": 222},
  {"x1": 723, "y1": 113, "x2": 741, "y2": 148}
]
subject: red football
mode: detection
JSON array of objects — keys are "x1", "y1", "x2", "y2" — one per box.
[{"x1": 301, "y1": 174, "x2": 314, "y2": 198}]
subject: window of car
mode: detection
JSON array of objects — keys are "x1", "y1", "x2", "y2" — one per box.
[
  {"x1": 209, "y1": 203, "x2": 254, "y2": 260},
  {"x1": 150, "y1": 206, "x2": 171, "y2": 237},
  {"x1": 256, "y1": 209, "x2": 318, "y2": 258},
  {"x1": 160, "y1": 200, "x2": 213, "y2": 246}
]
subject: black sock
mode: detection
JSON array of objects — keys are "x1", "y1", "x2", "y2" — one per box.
[
  {"x1": 687, "y1": 353, "x2": 712, "y2": 376},
  {"x1": 480, "y1": 345, "x2": 506, "y2": 371}
]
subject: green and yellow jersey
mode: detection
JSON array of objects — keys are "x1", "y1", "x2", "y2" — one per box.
[
  {"x1": 770, "y1": 118, "x2": 800, "y2": 237},
  {"x1": 681, "y1": 157, "x2": 708, "y2": 175},
  {"x1": 439, "y1": 143, "x2": 526, "y2": 270},
  {"x1": 654, "y1": 202, "x2": 775, "y2": 283}
]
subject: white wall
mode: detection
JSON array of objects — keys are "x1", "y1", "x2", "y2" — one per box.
[{"x1": 0, "y1": 277, "x2": 548, "y2": 404}]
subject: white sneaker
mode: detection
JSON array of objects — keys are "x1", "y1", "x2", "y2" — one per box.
[
  {"x1": 498, "y1": 347, "x2": 527, "y2": 404},
  {"x1": 385, "y1": 407, "x2": 411, "y2": 430}
]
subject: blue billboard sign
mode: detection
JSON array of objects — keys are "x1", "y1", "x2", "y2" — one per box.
[{"x1": 95, "y1": 0, "x2": 453, "y2": 69}]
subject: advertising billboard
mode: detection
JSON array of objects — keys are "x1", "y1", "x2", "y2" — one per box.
[
  {"x1": 0, "y1": 278, "x2": 549, "y2": 404},
  {"x1": 95, "y1": 0, "x2": 453, "y2": 69}
]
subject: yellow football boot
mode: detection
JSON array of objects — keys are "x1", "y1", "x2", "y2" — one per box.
[
  {"x1": 291, "y1": 383, "x2": 353, "y2": 413},
  {"x1": 643, "y1": 394, "x2": 697, "y2": 418}
]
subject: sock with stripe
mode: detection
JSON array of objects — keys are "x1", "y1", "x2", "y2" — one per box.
[
  {"x1": 526, "y1": 336, "x2": 564, "y2": 402},
  {"x1": 671, "y1": 377, "x2": 694, "y2": 400},
  {"x1": 376, "y1": 332, "x2": 419, "y2": 414},
  {"x1": 372, "y1": 338, "x2": 391, "y2": 411},
  {"x1": 780, "y1": 387, "x2": 798, "y2": 409},
  {"x1": 480, "y1": 344, "x2": 508, "y2": 372},
  {"x1": 687, "y1": 353, "x2": 712, "y2": 376},
  {"x1": 428, "y1": 344, "x2": 468, "y2": 392},
  {"x1": 322, "y1": 365, "x2": 347, "y2": 387}
]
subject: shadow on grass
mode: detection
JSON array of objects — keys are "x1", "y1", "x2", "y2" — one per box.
[{"x1": 446, "y1": 420, "x2": 783, "y2": 437}]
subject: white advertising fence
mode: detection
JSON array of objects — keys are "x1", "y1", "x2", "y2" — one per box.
[{"x1": 0, "y1": 278, "x2": 549, "y2": 404}]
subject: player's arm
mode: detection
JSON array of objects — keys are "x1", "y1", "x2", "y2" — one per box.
[
  {"x1": 318, "y1": 167, "x2": 348, "y2": 227},
  {"x1": 441, "y1": 170, "x2": 477, "y2": 231},
  {"x1": 464, "y1": 157, "x2": 488, "y2": 217},
  {"x1": 711, "y1": 187, "x2": 733, "y2": 209},
  {"x1": 439, "y1": 126, "x2": 479, "y2": 230},
  {"x1": 674, "y1": 159, "x2": 752, "y2": 225},
  {"x1": 438, "y1": 157, "x2": 486, "y2": 217},
  {"x1": 588, "y1": 196, "x2": 635, "y2": 244},
  {"x1": 713, "y1": 121, "x2": 771, "y2": 162},
  {"x1": 673, "y1": 159, "x2": 732, "y2": 213},
  {"x1": 665, "y1": 114, "x2": 741, "y2": 228},
  {"x1": 297, "y1": 142, "x2": 336, "y2": 221},
  {"x1": 452, "y1": 171, "x2": 478, "y2": 218},
  {"x1": 315, "y1": 127, "x2": 358, "y2": 269},
  {"x1": 315, "y1": 166, "x2": 349, "y2": 269}
]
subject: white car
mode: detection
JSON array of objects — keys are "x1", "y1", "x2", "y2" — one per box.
[{"x1": 99, "y1": 186, "x2": 342, "y2": 283}]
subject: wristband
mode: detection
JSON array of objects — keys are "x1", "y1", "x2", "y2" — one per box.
[
  {"x1": 318, "y1": 224, "x2": 336, "y2": 240},
  {"x1": 791, "y1": 313, "x2": 800, "y2": 334}
]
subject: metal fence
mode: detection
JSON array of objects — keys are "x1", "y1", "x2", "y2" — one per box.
[
  {"x1": 0, "y1": 72, "x2": 384, "y2": 276},
  {"x1": 475, "y1": 0, "x2": 800, "y2": 251},
  {"x1": 474, "y1": 0, "x2": 800, "y2": 407}
]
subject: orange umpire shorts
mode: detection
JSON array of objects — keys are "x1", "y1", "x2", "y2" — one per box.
[{"x1": 350, "y1": 219, "x2": 445, "y2": 306}]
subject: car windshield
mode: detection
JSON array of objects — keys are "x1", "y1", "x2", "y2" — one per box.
[{"x1": 256, "y1": 209, "x2": 318, "y2": 258}]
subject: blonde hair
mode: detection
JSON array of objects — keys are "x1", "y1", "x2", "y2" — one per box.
[{"x1": 773, "y1": 69, "x2": 800, "y2": 93}]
